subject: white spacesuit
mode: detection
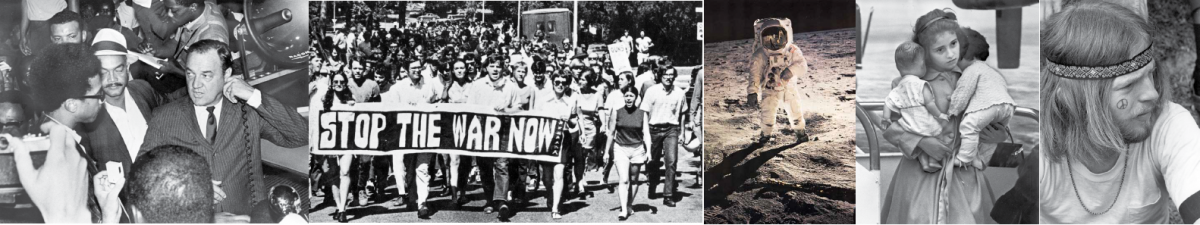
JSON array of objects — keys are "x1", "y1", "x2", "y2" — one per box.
[{"x1": 747, "y1": 18, "x2": 808, "y2": 142}]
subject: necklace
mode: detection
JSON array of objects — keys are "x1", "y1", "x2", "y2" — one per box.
[{"x1": 1066, "y1": 151, "x2": 1129, "y2": 215}]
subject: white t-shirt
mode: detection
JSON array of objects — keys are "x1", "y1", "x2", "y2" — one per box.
[
  {"x1": 117, "y1": 3, "x2": 139, "y2": 29},
  {"x1": 636, "y1": 36, "x2": 652, "y2": 52},
  {"x1": 24, "y1": 0, "x2": 67, "y2": 21},
  {"x1": 1040, "y1": 102, "x2": 1200, "y2": 223}
]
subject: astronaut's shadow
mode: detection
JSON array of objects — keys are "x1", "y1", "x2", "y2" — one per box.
[{"x1": 703, "y1": 140, "x2": 799, "y2": 207}]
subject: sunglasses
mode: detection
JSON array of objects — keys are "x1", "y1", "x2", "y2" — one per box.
[
  {"x1": 333, "y1": 80, "x2": 347, "y2": 84},
  {"x1": 553, "y1": 80, "x2": 568, "y2": 86}
]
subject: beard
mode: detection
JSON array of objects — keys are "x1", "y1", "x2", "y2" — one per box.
[{"x1": 1118, "y1": 102, "x2": 1162, "y2": 144}]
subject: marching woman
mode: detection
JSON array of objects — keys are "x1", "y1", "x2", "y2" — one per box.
[
  {"x1": 321, "y1": 72, "x2": 355, "y2": 223},
  {"x1": 531, "y1": 72, "x2": 582, "y2": 219},
  {"x1": 573, "y1": 68, "x2": 606, "y2": 198},
  {"x1": 442, "y1": 59, "x2": 472, "y2": 208},
  {"x1": 601, "y1": 71, "x2": 639, "y2": 191},
  {"x1": 604, "y1": 86, "x2": 652, "y2": 221}
]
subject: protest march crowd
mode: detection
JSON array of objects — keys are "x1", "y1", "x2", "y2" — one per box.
[{"x1": 308, "y1": 2, "x2": 703, "y2": 222}]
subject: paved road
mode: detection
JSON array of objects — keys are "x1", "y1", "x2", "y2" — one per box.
[{"x1": 309, "y1": 156, "x2": 703, "y2": 223}]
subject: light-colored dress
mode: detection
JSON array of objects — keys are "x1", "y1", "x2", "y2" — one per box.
[
  {"x1": 886, "y1": 75, "x2": 946, "y2": 137},
  {"x1": 881, "y1": 72, "x2": 996, "y2": 224}
]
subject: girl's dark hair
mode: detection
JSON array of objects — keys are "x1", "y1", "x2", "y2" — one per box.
[
  {"x1": 912, "y1": 9, "x2": 961, "y2": 48},
  {"x1": 580, "y1": 68, "x2": 601, "y2": 94},
  {"x1": 959, "y1": 27, "x2": 990, "y2": 61},
  {"x1": 620, "y1": 85, "x2": 640, "y2": 97}
]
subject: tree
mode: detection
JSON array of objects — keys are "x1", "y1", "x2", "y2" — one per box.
[{"x1": 578, "y1": 1, "x2": 701, "y2": 65}]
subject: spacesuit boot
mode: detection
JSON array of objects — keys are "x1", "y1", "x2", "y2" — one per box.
[{"x1": 748, "y1": 18, "x2": 809, "y2": 144}]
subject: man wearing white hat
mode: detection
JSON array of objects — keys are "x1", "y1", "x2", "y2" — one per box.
[{"x1": 85, "y1": 28, "x2": 166, "y2": 178}]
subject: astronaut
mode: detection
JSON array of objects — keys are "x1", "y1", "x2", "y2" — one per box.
[{"x1": 746, "y1": 18, "x2": 809, "y2": 143}]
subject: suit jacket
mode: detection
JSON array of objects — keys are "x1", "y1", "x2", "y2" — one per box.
[
  {"x1": 86, "y1": 80, "x2": 163, "y2": 176},
  {"x1": 139, "y1": 94, "x2": 307, "y2": 215}
]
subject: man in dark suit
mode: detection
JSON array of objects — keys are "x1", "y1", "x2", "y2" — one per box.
[
  {"x1": 86, "y1": 28, "x2": 166, "y2": 177},
  {"x1": 139, "y1": 40, "x2": 306, "y2": 216}
]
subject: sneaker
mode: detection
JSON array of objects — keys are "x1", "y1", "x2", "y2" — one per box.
[
  {"x1": 498, "y1": 203, "x2": 511, "y2": 219},
  {"x1": 417, "y1": 203, "x2": 433, "y2": 219}
]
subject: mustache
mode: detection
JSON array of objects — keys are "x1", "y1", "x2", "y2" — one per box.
[{"x1": 104, "y1": 83, "x2": 125, "y2": 88}]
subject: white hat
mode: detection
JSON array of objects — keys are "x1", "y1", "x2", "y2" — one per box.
[{"x1": 91, "y1": 28, "x2": 130, "y2": 56}]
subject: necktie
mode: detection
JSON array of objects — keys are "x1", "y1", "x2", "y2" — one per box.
[{"x1": 206, "y1": 106, "x2": 216, "y2": 143}]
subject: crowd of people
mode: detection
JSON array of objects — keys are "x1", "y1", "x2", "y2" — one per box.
[
  {"x1": 308, "y1": 9, "x2": 702, "y2": 222},
  {"x1": 2, "y1": 0, "x2": 308, "y2": 223}
]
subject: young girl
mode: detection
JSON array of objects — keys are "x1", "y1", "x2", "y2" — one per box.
[{"x1": 880, "y1": 9, "x2": 996, "y2": 224}]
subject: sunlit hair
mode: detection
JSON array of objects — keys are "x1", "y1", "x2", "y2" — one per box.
[{"x1": 1041, "y1": 1, "x2": 1167, "y2": 163}]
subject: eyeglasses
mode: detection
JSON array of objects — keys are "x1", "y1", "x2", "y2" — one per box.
[{"x1": 333, "y1": 80, "x2": 347, "y2": 84}]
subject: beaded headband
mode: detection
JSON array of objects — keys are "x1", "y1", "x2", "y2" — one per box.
[{"x1": 1046, "y1": 45, "x2": 1154, "y2": 80}]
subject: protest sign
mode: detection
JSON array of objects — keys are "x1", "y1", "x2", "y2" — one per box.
[
  {"x1": 312, "y1": 103, "x2": 568, "y2": 162},
  {"x1": 608, "y1": 41, "x2": 633, "y2": 73}
]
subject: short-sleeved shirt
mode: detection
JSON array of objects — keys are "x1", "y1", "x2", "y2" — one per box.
[
  {"x1": 639, "y1": 84, "x2": 688, "y2": 125},
  {"x1": 1040, "y1": 103, "x2": 1200, "y2": 223},
  {"x1": 117, "y1": 3, "x2": 139, "y2": 29},
  {"x1": 577, "y1": 92, "x2": 604, "y2": 114},
  {"x1": 533, "y1": 89, "x2": 578, "y2": 126},
  {"x1": 635, "y1": 72, "x2": 656, "y2": 94},
  {"x1": 636, "y1": 36, "x2": 652, "y2": 52},
  {"x1": 24, "y1": 0, "x2": 67, "y2": 21},
  {"x1": 513, "y1": 82, "x2": 535, "y2": 111},
  {"x1": 446, "y1": 82, "x2": 469, "y2": 104},
  {"x1": 613, "y1": 108, "x2": 646, "y2": 145},
  {"x1": 347, "y1": 79, "x2": 380, "y2": 102},
  {"x1": 465, "y1": 78, "x2": 518, "y2": 110},
  {"x1": 381, "y1": 79, "x2": 441, "y2": 105}
]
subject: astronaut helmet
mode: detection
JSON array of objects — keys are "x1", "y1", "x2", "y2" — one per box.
[{"x1": 753, "y1": 18, "x2": 793, "y2": 54}]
